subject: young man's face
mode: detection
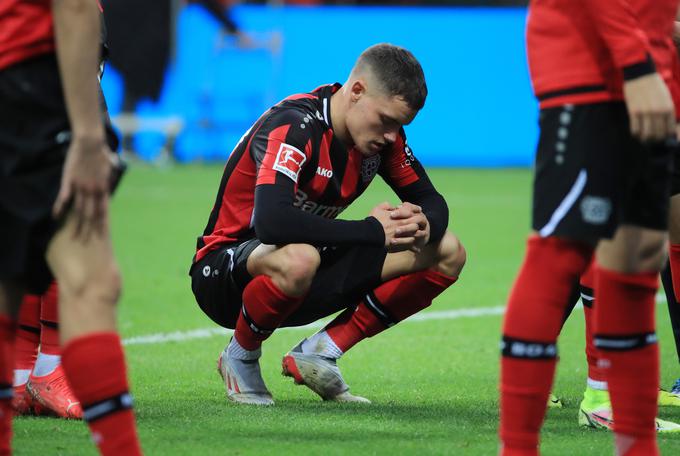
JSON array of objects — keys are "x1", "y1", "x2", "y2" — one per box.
[{"x1": 345, "y1": 83, "x2": 418, "y2": 157}]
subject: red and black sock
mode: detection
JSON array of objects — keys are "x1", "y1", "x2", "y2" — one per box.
[
  {"x1": 14, "y1": 295, "x2": 40, "y2": 374},
  {"x1": 669, "y1": 244, "x2": 680, "y2": 302},
  {"x1": 580, "y1": 262, "x2": 607, "y2": 389},
  {"x1": 325, "y1": 269, "x2": 456, "y2": 353},
  {"x1": 0, "y1": 316, "x2": 17, "y2": 456},
  {"x1": 500, "y1": 236, "x2": 591, "y2": 454},
  {"x1": 61, "y1": 332, "x2": 141, "y2": 456},
  {"x1": 39, "y1": 282, "x2": 60, "y2": 356},
  {"x1": 234, "y1": 275, "x2": 303, "y2": 350},
  {"x1": 594, "y1": 265, "x2": 659, "y2": 454}
]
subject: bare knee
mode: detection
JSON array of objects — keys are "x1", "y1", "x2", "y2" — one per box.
[
  {"x1": 636, "y1": 237, "x2": 667, "y2": 272},
  {"x1": 272, "y1": 244, "x2": 320, "y2": 296},
  {"x1": 433, "y1": 232, "x2": 466, "y2": 277},
  {"x1": 57, "y1": 260, "x2": 122, "y2": 309},
  {"x1": 597, "y1": 228, "x2": 667, "y2": 273}
]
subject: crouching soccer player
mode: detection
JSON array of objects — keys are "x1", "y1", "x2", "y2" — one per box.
[{"x1": 190, "y1": 43, "x2": 465, "y2": 405}]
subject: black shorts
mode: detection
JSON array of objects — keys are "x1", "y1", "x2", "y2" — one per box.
[
  {"x1": 190, "y1": 240, "x2": 388, "y2": 329},
  {"x1": 672, "y1": 145, "x2": 680, "y2": 196},
  {"x1": 0, "y1": 54, "x2": 120, "y2": 294},
  {"x1": 532, "y1": 102, "x2": 674, "y2": 243}
]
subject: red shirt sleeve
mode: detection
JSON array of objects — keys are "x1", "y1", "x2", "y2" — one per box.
[
  {"x1": 252, "y1": 110, "x2": 313, "y2": 188},
  {"x1": 579, "y1": 0, "x2": 654, "y2": 74}
]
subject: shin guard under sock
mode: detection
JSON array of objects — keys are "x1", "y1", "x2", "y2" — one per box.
[
  {"x1": 62, "y1": 333, "x2": 141, "y2": 456},
  {"x1": 14, "y1": 295, "x2": 40, "y2": 374},
  {"x1": 39, "y1": 282, "x2": 60, "y2": 356},
  {"x1": 580, "y1": 263, "x2": 607, "y2": 389},
  {"x1": 325, "y1": 269, "x2": 457, "y2": 353},
  {"x1": 594, "y1": 266, "x2": 658, "y2": 448},
  {"x1": 234, "y1": 275, "x2": 302, "y2": 350},
  {"x1": 500, "y1": 236, "x2": 591, "y2": 453}
]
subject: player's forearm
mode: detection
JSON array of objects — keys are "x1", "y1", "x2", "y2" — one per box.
[
  {"x1": 392, "y1": 176, "x2": 449, "y2": 244},
  {"x1": 52, "y1": 0, "x2": 105, "y2": 141},
  {"x1": 253, "y1": 185, "x2": 385, "y2": 247}
]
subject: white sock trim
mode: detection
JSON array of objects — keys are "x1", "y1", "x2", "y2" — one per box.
[
  {"x1": 587, "y1": 377, "x2": 608, "y2": 391},
  {"x1": 226, "y1": 337, "x2": 261, "y2": 360},
  {"x1": 32, "y1": 352, "x2": 60, "y2": 377},
  {"x1": 301, "y1": 331, "x2": 344, "y2": 359},
  {"x1": 13, "y1": 369, "x2": 31, "y2": 387}
]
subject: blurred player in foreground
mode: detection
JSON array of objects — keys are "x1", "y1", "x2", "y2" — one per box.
[
  {"x1": 0, "y1": 0, "x2": 142, "y2": 454},
  {"x1": 190, "y1": 43, "x2": 465, "y2": 405},
  {"x1": 499, "y1": 0, "x2": 679, "y2": 455}
]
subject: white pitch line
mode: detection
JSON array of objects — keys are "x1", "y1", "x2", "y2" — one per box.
[
  {"x1": 123, "y1": 294, "x2": 671, "y2": 347},
  {"x1": 122, "y1": 306, "x2": 506, "y2": 347}
]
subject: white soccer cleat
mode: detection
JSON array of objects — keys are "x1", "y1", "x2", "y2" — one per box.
[
  {"x1": 217, "y1": 348, "x2": 274, "y2": 406},
  {"x1": 281, "y1": 341, "x2": 370, "y2": 403}
]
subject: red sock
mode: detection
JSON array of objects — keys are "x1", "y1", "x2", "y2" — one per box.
[
  {"x1": 15, "y1": 295, "x2": 40, "y2": 372},
  {"x1": 669, "y1": 244, "x2": 680, "y2": 302},
  {"x1": 234, "y1": 275, "x2": 302, "y2": 350},
  {"x1": 500, "y1": 236, "x2": 591, "y2": 454},
  {"x1": 61, "y1": 333, "x2": 141, "y2": 456},
  {"x1": 594, "y1": 265, "x2": 659, "y2": 448},
  {"x1": 39, "y1": 282, "x2": 60, "y2": 355},
  {"x1": 580, "y1": 262, "x2": 607, "y2": 388},
  {"x1": 0, "y1": 316, "x2": 17, "y2": 456},
  {"x1": 325, "y1": 269, "x2": 457, "y2": 353}
]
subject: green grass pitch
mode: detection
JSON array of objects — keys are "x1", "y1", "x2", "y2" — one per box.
[{"x1": 12, "y1": 166, "x2": 680, "y2": 455}]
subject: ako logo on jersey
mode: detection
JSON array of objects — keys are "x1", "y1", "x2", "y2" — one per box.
[{"x1": 273, "y1": 143, "x2": 307, "y2": 183}]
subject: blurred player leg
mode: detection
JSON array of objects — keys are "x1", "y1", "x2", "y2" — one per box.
[
  {"x1": 661, "y1": 262, "x2": 680, "y2": 396},
  {"x1": 12, "y1": 294, "x2": 40, "y2": 415},
  {"x1": 283, "y1": 232, "x2": 464, "y2": 402},
  {"x1": 26, "y1": 281, "x2": 82, "y2": 419},
  {"x1": 665, "y1": 192, "x2": 680, "y2": 395},
  {"x1": 594, "y1": 226, "x2": 667, "y2": 454},
  {"x1": 579, "y1": 264, "x2": 680, "y2": 431},
  {"x1": 47, "y1": 212, "x2": 141, "y2": 455},
  {"x1": 0, "y1": 282, "x2": 23, "y2": 454},
  {"x1": 500, "y1": 236, "x2": 592, "y2": 456},
  {"x1": 578, "y1": 264, "x2": 613, "y2": 427}
]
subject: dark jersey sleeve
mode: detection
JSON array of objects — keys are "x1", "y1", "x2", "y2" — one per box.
[
  {"x1": 378, "y1": 130, "x2": 449, "y2": 243},
  {"x1": 250, "y1": 109, "x2": 385, "y2": 247}
]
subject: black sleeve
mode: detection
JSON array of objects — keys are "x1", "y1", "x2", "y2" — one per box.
[
  {"x1": 379, "y1": 131, "x2": 449, "y2": 243},
  {"x1": 195, "y1": 0, "x2": 239, "y2": 33},
  {"x1": 253, "y1": 183, "x2": 385, "y2": 247},
  {"x1": 392, "y1": 174, "x2": 449, "y2": 244}
]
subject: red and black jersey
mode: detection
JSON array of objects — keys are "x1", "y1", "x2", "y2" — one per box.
[
  {"x1": 0, "y1": 1, "x2": 107, "y2": 71},
  {"x1": 194, "y1": 83, "x2": 448, "y2": 263},
  {"x1": 0, "y1": 0, "x2": 54, "y2": 70},
  {"x1": 527, "y1": 0, "x2": 680, "y2": 109}
]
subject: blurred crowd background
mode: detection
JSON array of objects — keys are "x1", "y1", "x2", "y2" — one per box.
[{"x1": 101, "y1": 0, "x2": 534, "y2": 166}]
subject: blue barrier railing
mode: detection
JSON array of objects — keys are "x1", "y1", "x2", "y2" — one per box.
[{"x1": 102, "y1": 5, "x2": 537, "y2": 167}]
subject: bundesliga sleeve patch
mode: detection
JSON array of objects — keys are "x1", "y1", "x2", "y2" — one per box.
[{"x1": 273, "y1": 143, "x2": 307, "y2": 183}]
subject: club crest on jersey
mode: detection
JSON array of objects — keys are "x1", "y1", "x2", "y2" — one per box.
[
  {"x1": 274, "y1": 143, "x2": 307, "y2": 182},
  {"x1": 361, "y1": 155, "x2": 381, "y2": 183}
]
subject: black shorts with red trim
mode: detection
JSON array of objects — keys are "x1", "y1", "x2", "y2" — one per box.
[
  {"x1": 531, "y1": 102, "x2": 674, "y2": 243},
  {"x1": 190, "y1": 240, "x2": 388, "y2": 329},
  {"x1": 0, "y1": 54, "x2": 121, "y2": 294}
]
